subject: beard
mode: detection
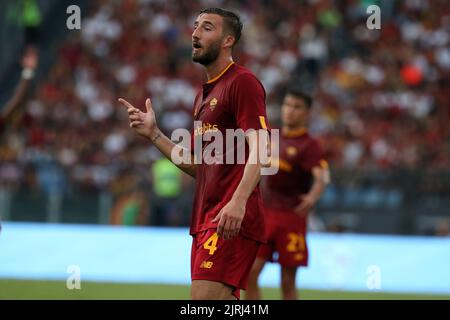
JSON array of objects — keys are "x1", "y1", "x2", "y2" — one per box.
[{"x1": 192, "y1": 39, "x2": 222, "y2": 66}]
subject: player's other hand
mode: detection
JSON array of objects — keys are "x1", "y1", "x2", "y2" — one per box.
[
  {"x1": 118, "y1": 98, "x2": 159, "y2": 141},
  {"x1": 212, "y1": 197, "x2": 246, "y2": 240},
  {"x1": 294, "y1": 194, "x2": 316, "y2": 216}
]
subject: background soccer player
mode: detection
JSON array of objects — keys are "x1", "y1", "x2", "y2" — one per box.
[
  {"x1": 246, "y1": 89, "x2": 330, "y2": 300},
  {"x1": 118, "y1": 8, "x2": 270, "y2": 300}
]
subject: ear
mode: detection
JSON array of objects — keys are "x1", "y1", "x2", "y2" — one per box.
[{"x1": 222, "y1": 34, "x2": 235, "y2": 49}]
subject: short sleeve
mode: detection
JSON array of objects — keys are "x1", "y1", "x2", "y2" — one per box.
[
  {"x1": 229, "y1": 73, "x2": 270, "y2": 132},
  {"x1": 299, "y1": 140, "x2": 326, "y2": 171}
]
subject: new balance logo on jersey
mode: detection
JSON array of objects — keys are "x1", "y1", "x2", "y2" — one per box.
[{"x1": 200, "y1": 260, "x2": 214, "y2": 269}]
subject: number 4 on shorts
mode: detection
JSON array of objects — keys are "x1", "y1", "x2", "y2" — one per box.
[{"x1": 203, "y1": 232, "x2": 219, "y2": 255}]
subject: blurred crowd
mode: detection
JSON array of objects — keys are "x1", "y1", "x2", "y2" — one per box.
[{"x1": 0, "y1": 0, "x2": 449, "y2": 227}]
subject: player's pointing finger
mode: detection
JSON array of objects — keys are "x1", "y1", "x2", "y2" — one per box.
[{"x1": 118, "y1": 98, "x2": 133, "y2": 109}]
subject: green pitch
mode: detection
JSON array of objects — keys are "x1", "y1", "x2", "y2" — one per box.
[{"x1": 0, "y1": 279, "x2": 449, "y2": 300}]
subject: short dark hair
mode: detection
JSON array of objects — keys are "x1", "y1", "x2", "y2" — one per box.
[
  {"x1": 199, "y1": 7, "x2": 243, "y2": 46},
  {"x1": 286, "y1": 88, "x2": 313, "y2": 108}
]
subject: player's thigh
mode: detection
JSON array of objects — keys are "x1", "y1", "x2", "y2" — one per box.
[
  {"x1": 249, "y1": 257, "x2": 266, "y2": 279},
  {"x1": 252, "y1": 257, "x2": 267, "y2": 274},
  {"x1": 191, "y1": 279, "x2": 235, "y2": 300},
  {"x1": 255, "y1": 213, "x2": 278, "y2": 263}
]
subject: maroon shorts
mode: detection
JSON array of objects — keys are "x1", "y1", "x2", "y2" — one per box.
[
  {"x1": 257, "y1": 208, "x2": 308, "y2": 267},
  {"x1": 191, "y1": 228, "x2": 261, "y2": 299}
]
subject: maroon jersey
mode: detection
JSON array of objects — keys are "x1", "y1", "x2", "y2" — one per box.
[
  {"x1": 261, "y1": 128, "x2": 327, "y2": 212},
  {"x1": 190, "y1": 62, "x2": 269, "y2": 243}
]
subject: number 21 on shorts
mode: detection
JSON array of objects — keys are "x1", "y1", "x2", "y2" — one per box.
[
  {"x1": 286, "y1": 232, "x2": 305, "y2": 253},
  {"x1": 203, "y1": 232, "x2": 219, "y2": 255}
]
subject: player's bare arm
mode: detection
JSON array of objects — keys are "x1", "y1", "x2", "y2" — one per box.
[
  {"x1": 1, "y1": 48, "x2": 38, "y2": 120},
  {"x1": 118, "y1": 97, "x2": 197, "y2": 178},
  {"x1": 295, "y1": 165, "x2": 330, "y2": 215},
  {"x1": 213, "y1": 129, "x2": 269, "y2": 240}
]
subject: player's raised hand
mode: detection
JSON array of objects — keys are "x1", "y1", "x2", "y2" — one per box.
[
  {"x1": 118, "y1": 98, "x2": 159, "y2": 140},
  {"x1": 22, "y1": 47, "x2": 38, "y2": 70},
  {"x1": 212, "y1": 197, "x2": 245, "y2": 240}
]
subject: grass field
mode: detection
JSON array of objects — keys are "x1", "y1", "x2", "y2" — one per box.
[{"x1": 1, "y1": 279, "x2": 449, "y2": 300}]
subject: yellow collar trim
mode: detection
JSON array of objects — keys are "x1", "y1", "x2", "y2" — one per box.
[
  {"x1": 283, "y1": 127, "x2": 307, "y2": 138},
  {"x1": 206, "y1": 61, "x2": 235, "y2": 84}
]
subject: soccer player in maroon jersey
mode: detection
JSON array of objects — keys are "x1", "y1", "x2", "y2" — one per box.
[
  {"x1": 118, "y1": 8, "x2": 270, "y2": 300},
  {"x1": 245, "y1": 89, "x2": 330, "y2": 300}
]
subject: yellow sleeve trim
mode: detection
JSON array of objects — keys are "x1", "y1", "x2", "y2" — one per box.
[
  {"x1": 259, "y1": 116, "x2": 268, "y2": 129},
  {"x1": 320, "y1": 159, "x2": 329, "y2": 169},
  {"x1": 272, "y1": 158, "x2": 292, "y2": 172}
]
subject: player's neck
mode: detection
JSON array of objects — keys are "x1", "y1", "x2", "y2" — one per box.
[{"x1": 205, "y1": 55, "x2": 234, "y2": 82}]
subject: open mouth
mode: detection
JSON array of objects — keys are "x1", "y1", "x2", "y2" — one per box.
[{"x1": 193, "y1": 43, "x2": 202, "y2": 49}]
